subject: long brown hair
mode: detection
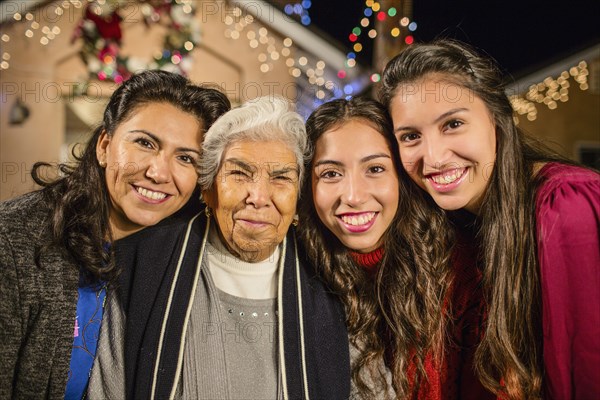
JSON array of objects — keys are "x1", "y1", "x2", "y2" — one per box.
[
  {"x1": 380, "y1": 39, "x2": 571, "y2": 398},
  {"x1": 32, "y1": 70, "x2": 230, "y2": 284},
  {"x1": 299, "y1": 96, "x2": 452, "y2": 397}
]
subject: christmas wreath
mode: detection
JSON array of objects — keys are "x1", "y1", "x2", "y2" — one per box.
[{"x1": 72, "y1": 0, "x2": 201, "y2": 83}]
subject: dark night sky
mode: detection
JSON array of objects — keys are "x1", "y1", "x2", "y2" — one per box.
[{"x1": 309, "y1": 0, "x2": 600, "y2": 79}]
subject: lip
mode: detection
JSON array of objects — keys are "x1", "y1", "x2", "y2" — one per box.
[
  {"x1": 425, "y1": 167, "x2": 469, "y2": 193},
  {"x1": 236, "y1": 218, "x2": 271, "y2": 229},
  {"x1": 336, "y1": 211, "x2": 378, "y2": 233},
  {"x1": 132, "y1": 184, "x2": 171, "y2": 204}
]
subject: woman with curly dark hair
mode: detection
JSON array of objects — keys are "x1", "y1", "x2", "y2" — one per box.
[
  {"x1": 0, "y1": 70, "x2": 230, "y2": 398},
  {"x1": 381, "y1": 39, "x2": 600, "y2": 399},
  {"x1": 299, "y1": 96, "x2": 452, "y2": 398}
]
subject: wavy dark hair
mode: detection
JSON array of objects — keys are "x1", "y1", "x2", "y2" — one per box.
[
  {"x1": 32, "y1": 70, "x2": 230, "y2": 284},
  {"x1": 298, "y1": 96, "x2": 452, "y2": 398},
  {"x1": 380, "y1": 39, "x2": 572, "y2": 398}
]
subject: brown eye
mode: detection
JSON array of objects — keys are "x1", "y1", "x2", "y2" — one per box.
[
  {"x1": 399, "y1": 132, "x2": 420, "y2": 143},
  {"x1": 178, "y1": 155, "x2": 194, "y2": 164},
  {"x1": 368, "y1": 165, "x2": 385, "y2": 174},
  {"x1": 320, "y1": 170, "x2": 342, "y2": 179},
  {"x1": 135, "y1": 138, "x2": 154, "y2": 149},
  {"x1": 447, "y1": 120, "x2": 463, "y2": 129}
]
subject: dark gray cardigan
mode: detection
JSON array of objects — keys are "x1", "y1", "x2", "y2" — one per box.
[{"x1": 0, "y1": 191, "x2": 79, "y2": 399}]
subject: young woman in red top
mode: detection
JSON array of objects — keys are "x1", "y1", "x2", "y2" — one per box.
[{"x1": 380, "y1": 39, "x2": 600, "y2": 399}]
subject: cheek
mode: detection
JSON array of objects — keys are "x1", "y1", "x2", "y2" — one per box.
[
  {"x1": 275, "y1": 191, "x2": 298, "y2": 221},
  {"x1": 312, "y1": 185, "x2": 330, "y2": 215},
  {"x1": 399, "y1": 147, "x2": 419, "y2": 171},
  {"x1": 382, "y1": 182, "x2": 400, "y2": 214},
  {"x1": 214, "y1": 208, "x2": 234, "y2": 237},
  {"x1": 175, "y1": 170, "x2": 199, "y2": 199}
]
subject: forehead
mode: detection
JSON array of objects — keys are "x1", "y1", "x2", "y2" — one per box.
[
  {"x1": 222, "y1": 139, "x2": 297, "y2": 168},
  {"x1": 315, "y1": 120, "x2": 391, "y2": 159},
  {"x1": 393, "y1": 76, "x2": 475, "y2": 104},
  {"x1": 117, "y1": 103, "x2": 202, "y2": 138}
]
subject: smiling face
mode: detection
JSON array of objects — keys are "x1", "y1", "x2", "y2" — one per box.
[
  {"x1": 312, "y1": 119, "x2": 399, "y2": 253},
  {"x1": 202, "y1": 140, "x2": 299, "y2": 263},
  {"x1": 96, "y1": 102, "x2": 203, "y2": 240},
  {"x1": 389, "y1": 74, "x2": 497, "y2": 214}
]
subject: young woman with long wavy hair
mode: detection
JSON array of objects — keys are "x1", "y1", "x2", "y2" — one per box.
[
  {"x1": 299, "y1": 97, "x2": 453, "y2": 398},
  {"x1": 380, "y1": 39, "x2": 600, "y2": 399}
]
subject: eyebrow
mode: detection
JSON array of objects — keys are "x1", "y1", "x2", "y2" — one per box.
[
  {"x1": 223, "y1": 158, "x2": 258, "y2": 173},
  {"x1": 129, "y1": 129, "x2": 201, "y2": 156},
  {"x1": 314, "y1": 153, "x2": 391, "y2": 167},
  {"x1": 270, "y1": 166, "x2": 299, "y2": 177},
  {"x1": 394, "y1": 107, "x2": 469, "y2": 132}
]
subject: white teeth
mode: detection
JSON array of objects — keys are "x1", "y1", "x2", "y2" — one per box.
[
  {"x1": 340, "y1": 212, "x2": 375, "y2": 226},
  {"x1": 431, "y1": 169, "x2": 462, "y2": 185},
  {"x1": 136, "y1": 186, "x2": 167, "y2": 200}
]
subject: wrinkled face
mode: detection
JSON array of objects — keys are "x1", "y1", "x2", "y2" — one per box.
[
  {"x1": 203, "y1": 140, "x2": 299, "y2": 263},
  {"x1": 312, "y1": 119, "x2": 399, "y2": 253},
  {"x1": 389, "y1": 75, "x2": 496, "y2": 214},
  {"x1": 96, "y1": 102, "x2": 202, "y2": 240}
]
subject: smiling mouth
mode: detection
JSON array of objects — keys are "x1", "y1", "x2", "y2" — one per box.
[
  {"x1": 339, "y1": 212, "x2": 376, "y2": 226},
  {"x1": 427, "y1": 167, "x2": 468, "y2": 185},
  {"x1": 135, "y1": 185, "x2": 168, "y2": 201}
]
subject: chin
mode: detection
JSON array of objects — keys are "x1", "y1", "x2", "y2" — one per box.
[
  {"x1": 433, "y1": 200, "x2": 467, "y2": 212},
  {"x1": 344, "y1": 240, "x2": 379, "y2": 254}
]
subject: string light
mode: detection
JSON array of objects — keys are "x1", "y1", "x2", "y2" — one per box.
[
  {"x1": 283, "y1": 1, "x2": 312, "y2": 26},
  {"x1": 2, "y1": 0, "x2": 416, "y2": 105},
  {"x1": 510, "y1": 61, "x2": 589, "y2": 122},
  {"x1": 335, "y1": 1, "x2": 418, "y2": 79}
]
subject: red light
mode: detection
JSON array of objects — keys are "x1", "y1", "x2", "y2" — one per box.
[
  {"x1": 405, "y1": 35, "x2": 414, "y2": 44},
  {"x1": 337, "y1": 70, "x2": 346, "y2": 79},
  {"x1": 349, "y1": 33, "x2": 358, "y2": 42},
  {"x1": 377, "y1": 11, "x2": 386, "y2": 21}
]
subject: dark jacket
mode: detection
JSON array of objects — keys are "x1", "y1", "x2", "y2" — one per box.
[
  {"x1": 0, "y1": 191, "x2": 79, "y2": 399},
  {"x1": 115, "y1": 209, "x2": 351, "y2": 400}
]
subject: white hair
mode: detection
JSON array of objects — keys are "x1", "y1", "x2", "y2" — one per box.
[{"x1": 199, "y1": 96, "x2": 310, "y2": 195}]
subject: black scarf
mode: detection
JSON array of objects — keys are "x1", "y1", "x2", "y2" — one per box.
[{"x1": 115, "y1": 206, "x2": 351, "y2": 399}]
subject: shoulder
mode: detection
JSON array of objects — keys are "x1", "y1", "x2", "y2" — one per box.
[
  {"x1": 0, "y1": 191, "x2": 50, "y2": 243},
  {"x1": 536, "y1": 162, "x2": 599, "y2": 198},
  {"x1": 535, "y1": 163, "x2": 599, "y2": 219},
  {"x1": 535, "y1": 163, "x2": 599, "y2": 241}
]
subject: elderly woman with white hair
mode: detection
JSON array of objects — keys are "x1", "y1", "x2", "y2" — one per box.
[{"x1": 115, "y1": 96, "x2": 351, "y2": 399}]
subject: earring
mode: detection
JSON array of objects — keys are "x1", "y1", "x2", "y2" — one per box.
[
  {"x1": 292, "y1": 215, "x2": 299, "y2": 227},
  {"x1": 205, "y1": 207, "x2": 212, "y2": 218},
  {"x1": 99, "y1": 160, "x2": 106, "y2": 168}
]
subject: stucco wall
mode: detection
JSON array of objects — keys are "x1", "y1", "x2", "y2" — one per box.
[{"x1": 1, "y1": 0, "x2": 295, "y2": 200}]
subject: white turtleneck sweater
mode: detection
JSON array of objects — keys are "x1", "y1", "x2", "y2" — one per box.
[{"x1": 206, "y1": 224, "x2": 280, "y2": 299}]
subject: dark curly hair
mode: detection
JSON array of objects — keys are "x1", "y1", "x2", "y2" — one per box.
[
  {"x1": 299, "y1": 96, "x2": 452, "y2": 398},
  {"x1": 32, "y1": 70, "x2": 231, "y2": 284}
]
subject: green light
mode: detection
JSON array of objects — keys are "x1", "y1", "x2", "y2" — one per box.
[
  {"x1": 352, "y1": 27, "x2": 361, "y2": 36},
  {"x1": 388, "y1": 7, "x2": 397, "y2": 17}
]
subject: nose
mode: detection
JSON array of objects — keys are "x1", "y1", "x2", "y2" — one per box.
[
  {"x1": 245, "y1": 176, "x2": 271, "y2": 208},
  {"x1": 340, "y1": 173, "x2": 367, "y2": 207},
  {"x1": 145, "y1": 154, "x2": 173, "y2": 184},
  {"x1": 423, "y1": 135, "x2": 452, "y2": 171}
]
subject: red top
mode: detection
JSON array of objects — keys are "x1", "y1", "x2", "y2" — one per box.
[
  {"x1": 535, "y1": 163, "x2": 600, "y2": 399},
  {"x1": 349, "y1": 247, "x2": 384, "y2": 272},
  {"x1": 409, "y1": 230, "x2": 495, "y2": 400},
  {"x1": 413, "y1": 162, "x2": 600, "y2": 400}
]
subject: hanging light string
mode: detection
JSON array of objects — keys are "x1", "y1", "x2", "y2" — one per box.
[
  {"x1": 1, "y1": 0, "x2": 84, "y2": 71},
  {"x1": 0, "y1": 0, "x2": 200, "y2": 83},
  {"x1": 510, "y1": 61, "x2": 590, "y2": 122}
]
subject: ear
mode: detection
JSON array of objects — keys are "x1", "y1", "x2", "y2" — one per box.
[
  {"x1": 201, "y1": 188, "x2": 217, "y2": 210},
  {"x1": 96, "y1": 130, "x2": 110, "y2": 165}
]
